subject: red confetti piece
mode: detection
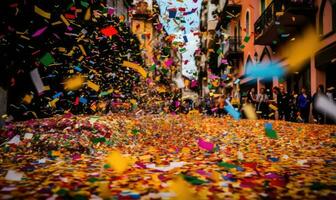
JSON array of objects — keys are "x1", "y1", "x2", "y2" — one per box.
[{"x1": 100, "y1": 26, "x2": 118, "y2": 37}]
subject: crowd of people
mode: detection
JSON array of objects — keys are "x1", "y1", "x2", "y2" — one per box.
[{"x1": 177, "y1": 85, "x2": 335, "y2": 124}]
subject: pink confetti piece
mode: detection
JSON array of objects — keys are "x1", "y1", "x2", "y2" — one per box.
[
  {"x1": 32, "y1": 26, "x2": 47, "y2": 37},
  {"x1": 198, "y1": 138, "x2": 214, "y2": 151}
]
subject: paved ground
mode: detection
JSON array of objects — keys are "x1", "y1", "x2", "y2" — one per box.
[{"x1": 0, "y1": 114, "x2": 335, "y2": 199}]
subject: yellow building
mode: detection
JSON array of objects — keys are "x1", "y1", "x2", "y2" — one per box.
[{"x1": 130, "y1": 1, "x2": 156, "y2": 67}]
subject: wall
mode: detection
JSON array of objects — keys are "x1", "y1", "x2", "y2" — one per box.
[{"x1": 0, "y1": 87, "x2": 7, "y2": 116}]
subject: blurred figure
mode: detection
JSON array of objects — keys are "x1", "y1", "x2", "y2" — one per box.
[
  {"x1": 247, "y1": 88, "x2": 257, "y2": 106},
  {"x1": 288, "y1": 91, "x2": 298, "y2": 122},
  {"x1": 257, "y1": 88, "x2": 269, "y2": 119},
  {"x1": 312, "y1": 85, "x2": 325, "y2": 124},
  {"x1": 273, "y1": 86, "x2": 290, "y2": 121},
  {"x1": 326, "y1": 87, "x2": 335, "y2": 124},
  {"x1": 218, "y1": 95, "x2": 226, "y2": 117},
  {"x1": 298, "y1": 88, "x2": 311, "y2": 123}
]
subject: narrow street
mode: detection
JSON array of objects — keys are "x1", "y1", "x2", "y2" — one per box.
[{"x1": 0, "y1": 0, "x2": 335, "y2": 199}]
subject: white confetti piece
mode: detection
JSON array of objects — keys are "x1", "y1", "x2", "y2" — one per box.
[
  {"x1": 315, "y1": 94, "x2": 336, "y2": 121},
  {"x1": 5, "y1": 170, "x2": 24, "y2": 181}
]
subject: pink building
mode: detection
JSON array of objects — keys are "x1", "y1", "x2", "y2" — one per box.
[
  {"x1": 209, "y1": 0, "x2": 336, "y2": 120},
  {"x1": 216, "y1": 0, "x2": 335, "y2": 96}
]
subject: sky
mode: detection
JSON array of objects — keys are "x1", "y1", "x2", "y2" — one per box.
[{"x1": 155, "y1": 0, "x2": 203, "y2": 80}]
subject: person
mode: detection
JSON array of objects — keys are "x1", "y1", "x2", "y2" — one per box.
[
  {"x1": 257, "y1": 88, "x2": 269, "y2": 119},
  {"x1": 231, "y1": 87, "x2": 241, "y2": 110},
  {"x1": 326, "y1": 87, "x2": 335, "y2": 124},
  {"x1": 280, "y1": 86, "x2": 290, "y2": 121},
  {"x1": 288, "y1": 91, "x2": 298, "y2": 122},
  {"x1": 247, "y1": 88, "x2": 257, "y2": 105},
  {"x1": 297, "y1": 88, "x2": 311, "y2": 123},
  {"x1": 312, "y1": 85, "x2": 325, "y2": 124},
  {"x1": 218, "y1": 95, "x2": 226, "y2": 117},
  {"x1": 273, "y1": 86, "x2": 290, "y2": 121}
]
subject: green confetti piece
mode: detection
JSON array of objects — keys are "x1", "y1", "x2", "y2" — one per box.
[
  {"x1": 266, "y1": 129, "x2": 278, "y2": 139},
  {"x1": 150, "y1": 64, "x2": 156, "y2": 71},
  {"x1": 99, "y1": 91, "x2": 111, "y2": 97},
  {"x1": 181, "y1": 174, "x2": 207, "y2": 185},
  {"x1": 244, "y1": 36, "x2": 250, "y2": 43},
  {"x1": 218, "y1": 162, "x2": 238, "y2": 169},
  {"x1": 91, "y1": 137, "x2": 106, "y2": 144},
  {"x1": 80, "y1": 1, "x2": 89, "y2": 8},
  {"x1": 56, "y1": 188, "x2": 69, "y2": 196},
  {"x1": 87, "y1": 177, "x2": 99, "y2": 183},
  {"x1": 179, "y1": 48, "x2": 187, "y2": 53},
  {"x1": 103, "y1": 164, "x2": 111, "y2": 169},
  {"x1": 216, "y1": 48, "x2": 222, "y2": 55},
  {"x1": 132, "y1": 129, "x2": 140, "y2": 135},
  {"x1": 161, "y1": 68, "x2": 169, "y2": 74},
  {"x1": 40, "y1": 53, "x2": 55, "y2": 67},
  {"x1": 240, "y1": 44, "x2": 245, "y2": 49}
]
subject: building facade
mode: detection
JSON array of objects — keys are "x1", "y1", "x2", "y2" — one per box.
[
  {"x1": 207, "y1": 0, "x2": 336, "y2": 121},
  {"x1": 106, "y1": 0, "x2": 133, "y2": 21}
]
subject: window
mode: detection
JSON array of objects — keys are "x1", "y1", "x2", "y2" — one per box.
[
  {"x1": 261, "y1": 0, "x2": 266, "y2": 13},
  {"x1": 246, "y1": 11, "x2": 250, "y2": 36},
  {"x1": 319, "y1": 0, "x2": 336, "y2": 36}
]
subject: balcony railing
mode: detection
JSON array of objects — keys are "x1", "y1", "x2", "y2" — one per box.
[
  {"x1": 254, "y1": 0, "x2": 314, "y2": 43},
  {"x1": 228, "y1": 37, "x2": 242, "y2": 53}
]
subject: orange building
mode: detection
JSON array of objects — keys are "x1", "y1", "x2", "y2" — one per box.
[
  {"x1": 130, "y1": 1, "x2": 156, "y2": 67},
  {"x1": 213, "y1": 0, "x2": 335, "y2": 101}
]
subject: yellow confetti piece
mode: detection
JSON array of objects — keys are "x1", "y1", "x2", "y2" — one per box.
[
  {"x1": 97, "y1": 182, "x2": 112, "y2": 199},
  {"x1": 122, "y1": 61, "x2": 147, "y2": 78},
  {"x1": 90, "y1": 103, "x2": 97, "y2": 111},
  {"x1": 64, "y1": 75, "x2": 85, "y2": 91},
  {"x1": 43, "y1": 85, "x2": 50, "y2": 91},
  {"x1": 20, "y1": 35, "x2": 30, "y2": 40},
  {"x1": 60, "y1": 14, "x2": 70, "y2": 26},
  {"x1": 84, "y1": 7, "x2": 91, "y2": 20},
  {"x1": 78, "y1": 44, "x2": 87, "y2": 56},
  {"x1": 169, "y1": 176, "x2": 195, "y2": 200},
  {"x1": 49, "y1": 98, "x2": 59, "y2": 108},
  {"x1": 281, "y1": 26, "x2": 320, "y2": 72},
  {"x1": 22, "y1": 95, "x2": 33, "y2": 104},
  {"x1": 87, "y1": 81, "x2": 100, "y2": 92},
  {"x1": 269, "y1": 104, "x2": 278, "y2": 111},
  {"x1": 130, "y1": 99, "x2": 137, "y2": 105},
  {"x1": 242, "y1": 104, "x2": 257, "y2": 120},
  {"x1": 58, "y1": 47, "x2": 66, "y2": 52},
  {"x1": 77, "y1": 55, "x2": 84, "y2": 61},
  {"x1": 34, "y1": 6, "x2": 51, "y2": 19},
  {"x1": 51, "y1": 150, "x2": 61, "y2": 157},
  {"x1": 51, "y1": 21, "x2": 62, "y2": 26},
  {"x1": 106, "y1": 151, "x2": 129, "y2": 174}
]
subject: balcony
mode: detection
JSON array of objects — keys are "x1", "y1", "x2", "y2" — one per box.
[
  {"x1": 255, "y1": 0, "x2": 315, "y2": 45},
  {"x1": 226, "y1": 37, "x2": 243, "y2": 61},
  {"x1": 131, "y1": 1, "x2": 153, "y2": 20},
  {"x1": 216, "y1": 0, "x2": 242, "y2": 29}
]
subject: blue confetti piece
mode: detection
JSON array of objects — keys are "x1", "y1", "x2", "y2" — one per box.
[
  {"x1": 79, "y1": 97, "x2": 88, "y2": 104},
  {"x1": 183, "y1": 35, "x2": 188, "y2": 43},
  {"x1": 268, "y1": 157, "x2": 280, "y2": 162},
  {"x1": 74, "y1": 66, "x2": 82, "y2": 72},
  {"x1": 168, "y1": 9, "x2": 177, "y2": 18},
  {"x1": 221, "y1": 74, "x2": 227, "y2": 80},
  {"x1": 246, "y1": 62, "x2": 285, "y2": 80},
  {"x1": 224, "y1": 100, "x2": 241, "y2": 120},
  {"x1": 236, "y1": 166, "x2": 245, "y2": 171},
  {"x1": 265, "y1": 123, "x2": 273, "y2": 130},
  {"x1": 52, "y1": 92, "x2": 63, "y2": 99}
]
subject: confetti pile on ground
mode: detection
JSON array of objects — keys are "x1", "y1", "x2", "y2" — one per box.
[{"x1": 0, "y1": 114, "x2": 335, "y2": 199}]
